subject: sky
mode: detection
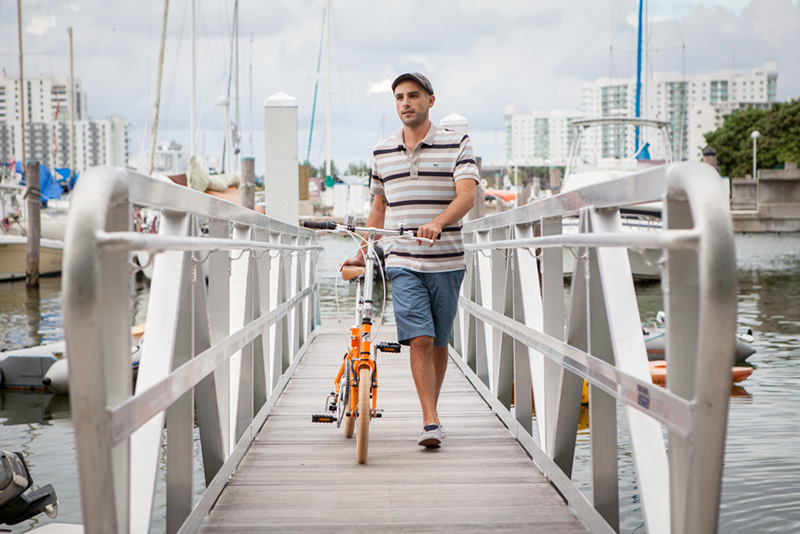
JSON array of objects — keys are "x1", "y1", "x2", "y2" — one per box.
[{"x1": 1, "y1": 0, "x2": 798, "y2": 175}]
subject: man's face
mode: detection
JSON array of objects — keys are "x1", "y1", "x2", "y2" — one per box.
[{"x1": 394, "y1": 80, "x2": 435, "y2": 128}]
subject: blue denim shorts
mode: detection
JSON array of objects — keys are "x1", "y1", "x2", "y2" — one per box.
[{"x1": 386, "y1": 267, "x2": 465, "y2": 347}]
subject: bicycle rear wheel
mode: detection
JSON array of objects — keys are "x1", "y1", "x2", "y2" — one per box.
[{"x1": 356, "y1": 366, "x2": 371, "y2": 464}]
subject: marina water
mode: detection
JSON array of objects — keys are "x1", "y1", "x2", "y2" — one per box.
[{"x1": 1, "y1": 233, "x2": 798, "y2": 533}]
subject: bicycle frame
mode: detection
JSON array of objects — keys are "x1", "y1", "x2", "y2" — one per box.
[
  {"x1": 307, "y1": 220, "x2": 424, "y2": 463},
  {"x1": 339, "y1": 227, "x2": 380, "y2": 422}
]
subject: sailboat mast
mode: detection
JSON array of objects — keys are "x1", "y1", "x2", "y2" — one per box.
[
  {"x1": 148, "y1": 0, "x2": 170, "y2": 175},
  {"x1": 634, "y1": 0, "x2": 644, "y2": 153},
  {"x1": 234, "y1": 0, "x2": 240, "y2": 172},
  {"x1": 325, "y1": 0, "x2": 332, "y2": 183},
  {"x1": 306, "y1": 3, "x2": 327, "y2": 165},
  {"x1": 17, "y1": 0, "x2": 26, "y2": 167},
  {"x1": 191, "y1": 0, "x2": 196, "y2": 157},
  {"x1": 68, "y1": 27, "x2": 75, "y2": 181},
  {"x1": 249, "y1": 34, "x2": 253, "y2": 156}
]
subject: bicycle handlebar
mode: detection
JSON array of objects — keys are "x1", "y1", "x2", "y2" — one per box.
[
  {"x1": 302, "y1": 220, "x2": 338, "y2": 230},
  {"x1": 302, "y1": 220, "x2": 435, "y2": 244}
]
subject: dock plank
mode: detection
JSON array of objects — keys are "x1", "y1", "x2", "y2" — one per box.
[{"x1": 199, "y1": 320, "x2": 587, "y2": 533}]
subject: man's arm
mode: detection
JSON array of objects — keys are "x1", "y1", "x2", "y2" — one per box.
[
  {"x1": 366, "y1": 193, "x2": 387, "y2": 230},
  {"x1": 342, "y1": 194, "x2": 387, "y2": 267},
  {"x1": 416, "y1": 179, "x2": 477, "y2": 246}
]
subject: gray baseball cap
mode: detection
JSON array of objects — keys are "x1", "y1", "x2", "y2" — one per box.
[{"x1": 391, "y1": 72, "x2": 434, "y2": 95}]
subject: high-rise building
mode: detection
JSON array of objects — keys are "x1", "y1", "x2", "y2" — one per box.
[
  {"x1": 581, "y1": 61, "x2": 777, "y2": 161},
  {"x1": 504, "y1": 105, "x2": 583, "y2": 166},
  {"x1": 0, "y1": 74, "x2": 128, "y2": 171}
]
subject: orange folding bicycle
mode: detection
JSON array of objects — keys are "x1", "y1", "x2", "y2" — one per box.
[{"x1": 304, "y1": 219, "x2": 430, "y2": 464}]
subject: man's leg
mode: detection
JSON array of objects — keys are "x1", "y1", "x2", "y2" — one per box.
[
  {"x1": 432, "y1": 345, "x2": 448, "y2": 411},
  {"x1": 409, "y1": 335, "x2": 440, "y2": 426}
]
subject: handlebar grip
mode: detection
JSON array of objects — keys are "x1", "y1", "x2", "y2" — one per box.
[{"x1": 303, "y1": 220, "x2": 337, "y2": 230}]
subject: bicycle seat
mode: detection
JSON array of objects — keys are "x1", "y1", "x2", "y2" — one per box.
[{"x1": 341, "y1": 265, "x2": 366, "y2": 281}]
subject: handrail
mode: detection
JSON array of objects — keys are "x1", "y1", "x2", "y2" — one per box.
[
  {"x1": 63, "y1": 166, "x2": 321, "y2": 533},
  {"x1": 452, "y1": 161, "x2": 736, "y2": 534}
]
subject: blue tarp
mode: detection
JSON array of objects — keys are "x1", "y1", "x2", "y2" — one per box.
[
  {"x1": 635, "y1": 142, "x2": 651, "y2": 161},
  {"x1": 15, "y1": 161, "x2": 62, "y2": 206},
  {"x1": 53, "y1": 168, "x2": 79, "y2": 190}
]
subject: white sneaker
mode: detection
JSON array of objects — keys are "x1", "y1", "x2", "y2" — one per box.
[{"x1": 417, "y1": 424, "x2": 444, "y2": 447}]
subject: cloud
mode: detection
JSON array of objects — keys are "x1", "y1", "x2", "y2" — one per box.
[
  {"x1": 0, "y1": 0, "x2": 796, "y2": 172},
  {"x1": 368, "y1": 78, "x2": 393, "y2": 95},
  {"x1": 26, "y1": 14, "x2": 56, "y2": 36}
]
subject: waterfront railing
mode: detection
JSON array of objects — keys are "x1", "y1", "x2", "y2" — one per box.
[
  {"x1": 453, "y1": 161, "x2": 736, "y2": 534},
  {"x1": 63, "y1": 160, "x2": 735, "y2": 534},
  {"x1": 62, "y1": 167, "x2": 321, "y2": 533}
]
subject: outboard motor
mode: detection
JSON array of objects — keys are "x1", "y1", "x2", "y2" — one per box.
[{"x1": 0, "y1": 450, "x2": 58, "y2": 525}]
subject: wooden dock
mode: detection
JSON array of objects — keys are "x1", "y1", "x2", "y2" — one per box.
[{"x1": 199, "y1": 319, "x2": 587, "y2": 533}]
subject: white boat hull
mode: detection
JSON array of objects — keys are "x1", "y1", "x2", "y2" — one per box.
[
  {"x1": 0, "y1": 236, "x2": 64, "y2": 280},
  {"x1": 561, "y1": 214, "x2": 662, "y2": 281}
]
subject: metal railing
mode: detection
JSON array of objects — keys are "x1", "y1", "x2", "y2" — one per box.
[
  {"x1": 62, "y1": 166, "x2": 321, "y2": 533},
  {"x1": 451, "y1": 161, "x2": 736, "y2": 534}
]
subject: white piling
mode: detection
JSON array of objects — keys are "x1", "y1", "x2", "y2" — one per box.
[{"x1": 263, "y1": 92, "x2": 299, "y2": 225}]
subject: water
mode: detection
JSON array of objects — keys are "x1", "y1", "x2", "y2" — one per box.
[{"x1": 1, "y1": 234, "x2": 799, "y2": 532}]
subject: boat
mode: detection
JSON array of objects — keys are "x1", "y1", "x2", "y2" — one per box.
[
  {"x1": 0, "y1": 235, "x2": 64, "y2": 281},
  {"x1": 561, "y1": 117, "x2": 673, "y2": 281},
  {"x1": 579, "y1": 358, "x2": 754, "y2": 403},
  {"x1": 0, "y1": 450, "x2": 58, "y2": 525},
  {"x1": 561, "y1": 0, "x2": 674, "y2": 282},
  {"x1": 0, "y1": 342, "x2": 65, "y2": 391},
  {"x1": 649, "y1": 360, "x2": 754, "y2": 387},
  {"x1": 0, "y1": 324, "x2": 144, "y2": 394},
  {"x1": 642, "y1": 311, "x2": 756, "y2": 364},
  {"x1": 0, "y1": 164, "x2": 70, "y2": 281}
]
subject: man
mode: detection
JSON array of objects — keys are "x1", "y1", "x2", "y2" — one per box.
[{"x1": 344, "y1": 72, "x2": 479, "y2": 447}]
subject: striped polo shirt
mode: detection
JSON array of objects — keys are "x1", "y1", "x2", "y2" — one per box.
[{"x1": 370, "y1": 123, "x2": 480, "y2": 273}]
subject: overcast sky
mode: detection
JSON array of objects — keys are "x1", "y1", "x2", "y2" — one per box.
[{"x1": 1, "y1": 0, "x2": 798, "y2": 174}]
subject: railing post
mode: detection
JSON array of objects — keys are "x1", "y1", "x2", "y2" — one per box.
[
  {"x1": 474, "y1": 230, "x2": 492, "y2": 386},
  {"x1": 666, "y1": 162, "x2": 737, "y2": 533},
  {"x1": 664, "y1": 169, "x2": 699, "y2": 534},
  {"x1": 64, "y1": 167, "x2": 132, "y2": 533},
  {"x1": 230, "y1": 223, "x2": 254, "y2": 443},
  {"x1": 541, "y1": 215, "x2": 564, "y2": 456},
  {"x1": 206, "y1": 218, "x2": 231, "y2": 457},
  {"x1": 166, "y1": 214, "x2": 197, "y2": 533}
]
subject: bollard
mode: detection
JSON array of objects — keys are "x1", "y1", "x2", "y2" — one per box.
[{"x1": 240, "y1": 157, "x2": 255, "y2": 210}]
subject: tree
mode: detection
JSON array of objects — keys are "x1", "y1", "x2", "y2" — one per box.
[
  {"x1": 704, "y1": 99, "x2": 800, "y2": 177},
  {"x1": 347, "y1": 162, "x2": 370, "y2": 176},
  {"x1": 307, "y1": 160, "x2": 339, "y2": 179}
]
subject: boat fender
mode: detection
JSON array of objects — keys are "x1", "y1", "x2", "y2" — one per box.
[{"x1": 42, "y1": 359, "x2": 70, "y2": 395}]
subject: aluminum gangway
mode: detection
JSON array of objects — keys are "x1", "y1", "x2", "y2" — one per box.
[{"x1": 61, "y1": 161, "x2": 736, "y2": 533}]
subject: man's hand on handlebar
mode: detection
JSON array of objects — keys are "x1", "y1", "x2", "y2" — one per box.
[{"x1": 415, "y1": 221, "x2": 442, "y2": 248}]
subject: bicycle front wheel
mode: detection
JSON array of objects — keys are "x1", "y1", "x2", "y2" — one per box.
[
  {"x1": 356, "y1": 366, "x2": 371, "y2": 464},
  {"x1": 342, "y1": 362, "x2": 355, "y2": 438}
]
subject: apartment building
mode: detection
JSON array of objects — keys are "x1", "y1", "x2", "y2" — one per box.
[
  {"x1": 581, "y1": 61, "x2": 777, "y2": 161},
  {"x1": 504, "y1": 62, "x2": 778, "y2": 169},
  {"x1": 0, "y1": 74, "x2": 128, "y2": 171},
  {"x1": 503, "y1": 105, "x2": 583, "y2": 166}
]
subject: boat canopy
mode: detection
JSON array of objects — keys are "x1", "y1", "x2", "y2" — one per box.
[{"x1": 14, "y1": 162, "x2": 63, "y2": 205}]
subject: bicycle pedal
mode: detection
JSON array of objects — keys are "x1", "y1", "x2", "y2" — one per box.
[
  {"x1": 377, "y1": 341, "x2": 402, "y2": 353},
  {"x1": 373, "y1": 411, "x2": 383, "y2": 418},
  {"x1": 311, "y1": 414, "x2": 337, "y2": 423}
]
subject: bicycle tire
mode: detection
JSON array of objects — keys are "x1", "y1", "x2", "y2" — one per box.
[
  {"x1": 342, "y1": 362, "x2": 355, "y2": 437},
  {"x1": 356, "y1": 366, "x2": 371, "y2": 464},
  {"x1": 337, "y1": 371, "x2": 350, "y2": 430}
]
